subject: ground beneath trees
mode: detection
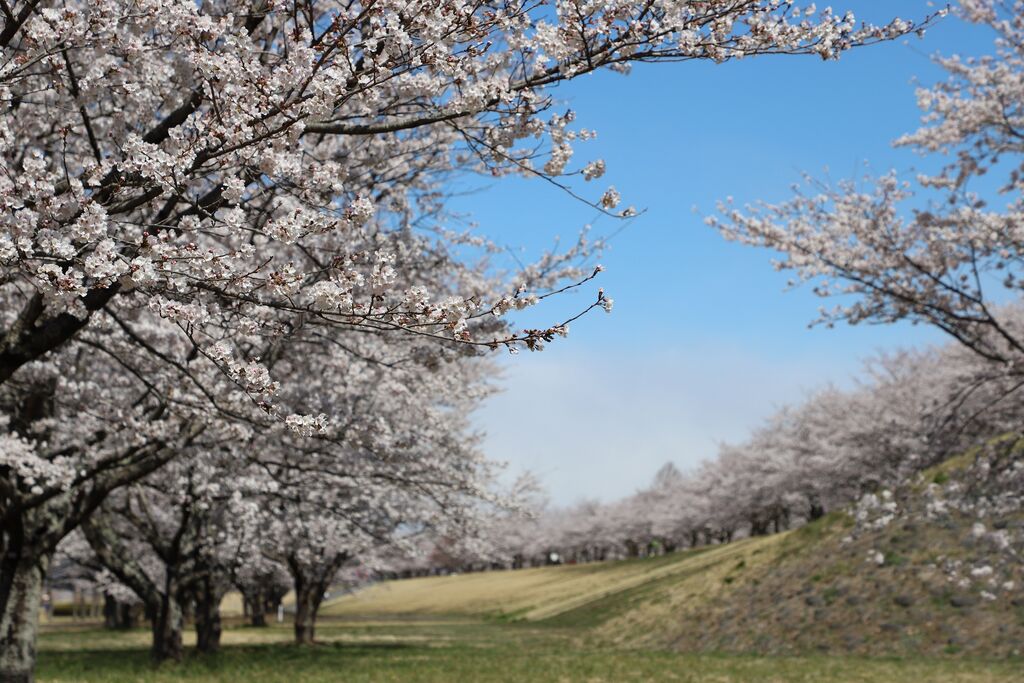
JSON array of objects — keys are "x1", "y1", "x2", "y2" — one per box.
[
  {"x1": 35, "y1": 619, "x2": 1020, "y2": 682},
  {"x1": 37, "y1": 439, "x2": 1024, "y2": 681}
]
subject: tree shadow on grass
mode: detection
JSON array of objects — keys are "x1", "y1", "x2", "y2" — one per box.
[{"x1": 38, "y1": 639, "x2": 425, "y2": 680}]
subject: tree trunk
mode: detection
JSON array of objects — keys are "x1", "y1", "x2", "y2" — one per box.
[
  {"x1": 103, "y1": 594, "x2": 118, "y2": 629},
  {"x1": 264, "y1": 585, "x2": 287, "y2": 624},
  {"x1": 292, "y1": 579, "x2": 324, "y2": 645},
  {"x1": 149, "y1": 594, "x2": 184, "y2": 663},
  {"x1": 103, "y1": 596, "x2": 137, "y2": 630},
  {"x1": 750, "y1": 517, "x2": 769, "y2": 537},
  {"x1": 195, "y1": 606, "x2": 221, "y2": 654},
  {"x1": 193, "y1": 578, "x2": 223, "y2": 654},
  {"x1": 119, "y1": 603, "x2": 138, "y2": 630},
  {"x1": 242, "y1": 586, "x2": 270, "y2": 627},
  {"x1": 0, "y1": 549, "x2": 49, "y2": 683},
  {"x1": 244, "y1": 591, "x2": 267, "y2": 627}
]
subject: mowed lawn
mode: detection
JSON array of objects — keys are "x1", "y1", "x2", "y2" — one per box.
[{"x1": 36, "y1": 620, "x2": 1023, "y2": 683}]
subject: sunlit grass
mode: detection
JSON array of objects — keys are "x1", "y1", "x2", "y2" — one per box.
[
  {"x1": 36, "y1": 517, "x2": 1023, "y2": 681},
  {"x1": 36, "y1": 621, "x2": 1022, "y2": 683},
  {"x1": 320, "y1": 536, "x2": 780, "y2": 622}
]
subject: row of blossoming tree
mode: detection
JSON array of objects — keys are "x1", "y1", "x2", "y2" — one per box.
[
  {"x1": 0, "y1": 0, "x2": 942, "y2": 679},
  {"x1": 461, "y1": 326, "x2": 1024, "y2": 570},
  {"x1": 428, "y1": 0, "x2": 1024, "y2": 577}
]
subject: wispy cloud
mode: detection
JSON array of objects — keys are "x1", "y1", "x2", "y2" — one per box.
[{"x1": 475, "y1": 341, "x2": 861, "y2": 505}]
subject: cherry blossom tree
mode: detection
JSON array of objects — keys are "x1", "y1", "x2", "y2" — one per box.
[
  {"x1": 710, "y1": 1, "x2": 1024, "y2": 368},
  {"x1": 235, "y1": 313, "x2": 500, "y2": 644},
  {"x1": 614, "y1": 462, "x2": 684, "y2": 553},
  {"x1": 56, "y1": 224, "x2": 512, "y2": 657},
  {"x1": 488, "y1": 331, "x2": 1024, "y2": 564},
  {"x1": 0, "y1": 0, "x2": 926, "y2": 394},
  {"x1": 0, "y1": 349, "x2": 206, "y2": 680},
  {"x1": 419, "y1": 473, "x2": 548, "y2": 572},
  {"x1": 234, "y1": 558, "x2": 291, "y2": 628},
  {"x1": 77, "y1": 450, "x2": 267, "y2": 661},
  {"x1": 0, "y1": 0, "x2": 936, "y2": 679}
]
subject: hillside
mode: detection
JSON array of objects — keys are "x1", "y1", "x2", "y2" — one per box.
[
  {"x1": 320, "y1": 539, "x2": 775, "y2": 622},
  {"x1": 596, "y1": 434, "x2": 1024, "y2": 657},
  {"x1": 322, "y1": 435, "x2": 1024, "y2": 658}
]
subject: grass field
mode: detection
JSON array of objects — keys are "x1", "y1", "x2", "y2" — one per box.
[
  {"x1": 36, "y1": 619, "x2": 1023, "y2": 683},
  {"x1": 319, "y1": 534, "x2": 780, "y2": 624},
  {"x1": 36, "y1": 531, "x2": 1024, "y2": 681}
]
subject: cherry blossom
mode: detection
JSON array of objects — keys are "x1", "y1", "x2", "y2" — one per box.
[{"x1": 0, "y1": 0, "x2": 934, "y2": 679}]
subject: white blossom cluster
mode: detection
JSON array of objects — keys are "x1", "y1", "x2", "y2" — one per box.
[
  {"x1": 0, "y1": 0, "x2": 938, "y2": 675},
  {"x1": 710, "y1": 1, "x2": 1024, "y2": 369},
  {"x1": 0, "y1": 432, "x2": 73, "y2": 495},
  {"x1": 480, "y1": 314, "x2": 1024, "y2": 571},
  {"x1": 853, "y1": 491, "x2": 899, "y2": 532}
]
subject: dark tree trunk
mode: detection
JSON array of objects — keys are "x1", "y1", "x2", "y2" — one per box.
[
  {"x1": 245, "y1": 591, "x2": 267, "y2": 627},
  {"x1": 287, "y1": 554, "x2": 347, "y2": 645},
  {"x1": 119, "y1": 603, "x2": 139, "y2": 629},
  {"x1": 80, "y1": 507, "x2": 194, "y2": 664},
  {"x1": 149, "y1": 593, "x2": 184, "y2": 663},
  {"x1": 193, "y1": 578, "x2": 223, "y2": 654},
  {"x1": 103, "y1": 594, "x2": 118, "y2": 629},
  {"x1": 241, "y1": 584, "x2": 271, "y2": 627},
  {"x1": 808, "y1": 500, "x2": 826, "y2": 522},
  {"x1": 293, "y1": 578, "x2": 324, "y2": 646},
  {"x1": 103, "y1": 596, "x2": 137, "y2": 630},
  {"x1": 750, "y1": 517, "x2": 769, "y2": 537},
  {"x1": 266, "y1": 585, "x2": 288, "y2": 619},
  {"x1": 195, "y1": 608, "x2": 221, "y2": 653},
  {"x1": 0, "y1": 546, "x2": 50, "y2": 683}
]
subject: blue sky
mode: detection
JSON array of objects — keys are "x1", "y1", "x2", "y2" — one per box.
[{"x1": 456, "y1": 2, "x2": 996, "y2": 505}]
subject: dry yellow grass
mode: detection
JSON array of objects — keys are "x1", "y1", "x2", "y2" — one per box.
[
  {"x1": 593, "y1": 532, "x2": 789, "y2": 648},
  {"x1": 320, "y1": 534, "x2": 786, "y2": 622},
  {"x1": 218, "y1": 592, "x2": 245, "y2": 618}
]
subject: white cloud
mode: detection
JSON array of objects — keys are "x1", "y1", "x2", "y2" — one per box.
[{"x1": 475, "y1": 341, "x2": 860, "y2": 505}]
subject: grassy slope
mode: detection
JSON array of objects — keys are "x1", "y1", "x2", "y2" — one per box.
[
  {"x1": 322, "y1": 460, "x2": 1024, "y2": 659},
  {"x1": 597, "y1": 516, "x2": 1023, "y2": 657},
  {"x1": 320, "y1": 534, "x2": 796, "y2": 632},
  {"x1": 321, "y1": 541, "x2": 768, "y2": 621},
  {"x1": 596, "y1": 440, "x2": 1024, "y2": 658}
]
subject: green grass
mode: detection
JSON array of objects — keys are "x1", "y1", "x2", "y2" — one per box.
[
  {"x1": 36, "y1": 620, "x2": 1023, "y2": 682},
  {"x1": 35, "y1": 484, "x2": 1024, "y2": 682}
]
